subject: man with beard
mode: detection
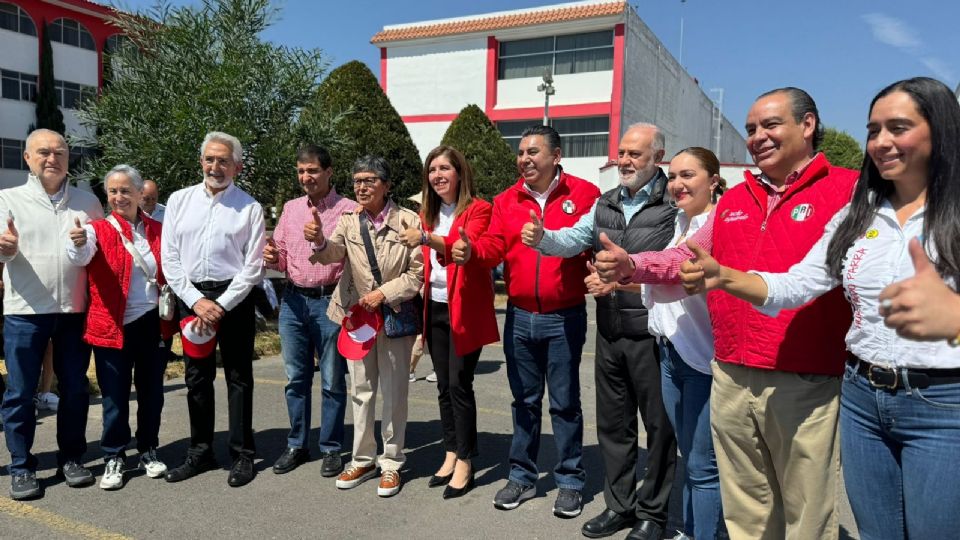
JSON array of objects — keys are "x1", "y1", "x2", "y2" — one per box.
[
  {"x1": 162, "y1": 131, "x2": 266, "y2": 487},
  {"x1": 523, "y1": 123, "x2": 678, "y2": 540}
]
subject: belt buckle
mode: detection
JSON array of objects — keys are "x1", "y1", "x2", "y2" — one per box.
[{"x1": 867, "y1": 365, "x2": 898, "y2": 389}]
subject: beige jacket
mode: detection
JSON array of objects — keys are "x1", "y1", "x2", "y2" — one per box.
[{"x1": 311, "y1": 202, "x2": 424, "y2": 324}]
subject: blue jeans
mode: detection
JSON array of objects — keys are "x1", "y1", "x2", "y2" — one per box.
[
  {"x1": 841, "y1": 362, "x2": 960, "y2": 539},
  {"x1": 504, "y1": 303, "x2": 586, "y2": 490},
  {"x1": 278, "y1": 288, "x2": 346, "y2": 452},
  {"x1": 2, "y1": 313, "x2": 90, "y2": 473},
  {"x1": 659, "y1": 339, "x2": 724, "y2": 539},
  {"x1": 93, "y1": 310, "x2": 167, "y2": 458}
]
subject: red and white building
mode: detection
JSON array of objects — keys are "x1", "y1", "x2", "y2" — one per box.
[
  {"x1": 372, "y1": 0, "x2": 747, "y2": 190},
  {"x1": 0, "y1": 0, "x2": 120, "y2": 188}
]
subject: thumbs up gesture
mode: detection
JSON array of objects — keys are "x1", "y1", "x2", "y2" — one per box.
[
  {"x1": 584, "y1": 260, "x2": 616, "y2": 297},
  {"x1": 68, "y1": 216, "x2": 87, "y2": 248},
  {"x1": 263, "y1": 236, "x2": 279, "y2": 264},
  {"x1": 451, "y1": 226, "x2": 472, "y2": 265},
  {"x1": 521, "y1": 209, "x2": 544, "y2": 247},
  {"x1": 594, "y1": 232, "x2": 633, "y2": 284},
  {"x1": 679, "y1": 239, "x2": 721, "y2": 295},
  {"x1": 0, "y1": 215, "x2": 18, "y2": 256},
  {"x1": 303, "y1": 207, "x2": 325, "y2": 245},
  {"x1": 878, "y1": 238, "x2": 960, "y2": 341}
]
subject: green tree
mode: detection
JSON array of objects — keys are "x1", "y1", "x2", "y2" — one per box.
[
  {"x1": 821, "y1": 127, "x2": 864, "y2": 170},
  {"x1": 306, "y1": 60, "x2": 422, "y2": 202},
  {"x1": 441, "y1": 104, "x2": 516, "y2": 201},
  {"x1": 35, "y1": 20, "x2": 65, "y2": 135},
  {"x1": 76, "y1": 0, "x2": 338, "y2": 211}
]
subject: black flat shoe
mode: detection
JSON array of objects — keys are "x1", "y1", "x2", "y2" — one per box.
[
  {"x1": 428, "y1": 472, "x2": 452, "y2": 487},
  {"x1": 442, "y1": 475, "x2": 474, "y2": 499}
]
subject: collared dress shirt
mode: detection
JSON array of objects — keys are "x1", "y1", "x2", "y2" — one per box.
[{"x1": 160, "y1": 182, "x2": 265, "y2": 311}]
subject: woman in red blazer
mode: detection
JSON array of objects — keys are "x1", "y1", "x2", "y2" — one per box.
[{"x1": 401, "y1": 145, "x2": 499, "y2": 499}]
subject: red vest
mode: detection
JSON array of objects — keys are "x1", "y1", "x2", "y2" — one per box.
[
  {"x1": 83, "y1": 211, "x2": 174, "y2": 348},
  {"x1": 708, "y1": 154, "x2": 858, "y2": 375},
  {"x1": 423, "y1": 199, "x2": 500, "y2": 357}
]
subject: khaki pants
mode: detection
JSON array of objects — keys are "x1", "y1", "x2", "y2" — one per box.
[
  {"x1": 347, "y1": 332, "x2": 414, "y2": 472},
  {"x1": 710, "y1": 361, "x2": 841, "y2": 540}
]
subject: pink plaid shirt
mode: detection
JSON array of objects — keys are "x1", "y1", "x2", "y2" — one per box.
[
  {"x1": 267, "y1": 188, "x2": 357, "y2": 287},
  {"x1": 629, "y1": 160, "x2": 811, "y2": 284}
]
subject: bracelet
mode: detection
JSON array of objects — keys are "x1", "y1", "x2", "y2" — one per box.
[{"x1": 420, "y1": 230, "x2": 429, "y2": 246}]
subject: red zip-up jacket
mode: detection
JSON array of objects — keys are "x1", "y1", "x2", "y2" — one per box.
[
  {"x1": 708, "y1": 153, "x2": 858, "y2": 375},
  {"x1": 471, "y1": 171, "x2": 600, "y2": 314}
]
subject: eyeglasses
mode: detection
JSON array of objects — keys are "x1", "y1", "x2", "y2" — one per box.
[{"x1": 353, "y1": 176, "x2": 381, "y2": 188}]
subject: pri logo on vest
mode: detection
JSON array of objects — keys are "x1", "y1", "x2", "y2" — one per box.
[{"x1": 790, "y1": 203, "x2": 814, "y2": 222}]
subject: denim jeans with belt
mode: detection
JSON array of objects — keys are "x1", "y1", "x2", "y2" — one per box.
[
  {"x1": 503, "y1": 302, "x2": 587, "y2": 491},
  {"x1": 2, "y1": 313, "x2": 90, "y2": 473},
  {"x1": 278, "y1": 287, "x2": 346, "y2": 453},
  {"x1": 659, "y1": 338, "x2": 724, "y2": 539},
  {"x1": 841, "y1": 362, "x2": 960, "y2": 539}
]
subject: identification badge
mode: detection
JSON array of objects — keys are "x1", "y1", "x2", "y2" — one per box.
[{"x1": 562, "y1": 200, "x2": 576, "y2": 214}]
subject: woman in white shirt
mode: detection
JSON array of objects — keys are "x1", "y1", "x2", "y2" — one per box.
[
  {"x1": 66, "y1": 165, "x2": 173, "y2": 491},
  {"x1": 644, "y1": 147, "x2": 725, "y2": 540},
  {"x1": 678, "y1": 77, "x2": 960, "y2": 539}
]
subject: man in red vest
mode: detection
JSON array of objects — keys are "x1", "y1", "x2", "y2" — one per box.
[{"x1": 595, "y1": 88, "x2": 858, "y2": 539}]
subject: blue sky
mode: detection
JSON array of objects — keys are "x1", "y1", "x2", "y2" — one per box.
[{"x1": 114, "y1": 0, "x2": 959, "y2": 151}]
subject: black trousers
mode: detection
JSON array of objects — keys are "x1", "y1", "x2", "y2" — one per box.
[
  {"x1": 181, "y1": 282, "x2": 256, "y2": 460},
  {"x1": 426, "y1": 301, "x2": 481, "y2": 459},
  {"x1": 595, "y1": 332, "x2": 677, "y2": 525}
]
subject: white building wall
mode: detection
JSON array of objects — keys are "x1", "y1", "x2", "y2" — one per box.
[
  {"x1": 386, "y1": 37, "x2": 487, "y2": 116},
  {"x1": 0, "y1": 30, "x2": 39, "y2": 73},
  {"x1": 51, "y1": 42, "x2": 99, "y2": 87},
  {"x1": 496, "y1": 70, "x2": 612, "y2": 109},
  {"x1": 563, "y1": 157, "x2": 607, "y2": 188},
  {"x1": 405, "y1": 121, "x2": 452, "y2": 162},
  {"x1": 0, "y1": 101, "x2": 35, "y2": 139}
]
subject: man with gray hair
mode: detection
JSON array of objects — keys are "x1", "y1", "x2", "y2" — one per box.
[
  {"x1": 0, "y1": 128, "x2": 104, "y2": 500},
  {"x1": 523, "y1": 124, "x2": 677, "y2": 540},
  {"x1": 161, "y1": 131, "x2": 266, "y2": 487}
]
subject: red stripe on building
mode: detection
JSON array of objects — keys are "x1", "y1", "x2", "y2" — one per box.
[
  {"x1": 401, "y1": 113, "x2": 460, "y2": 123},
  {"x1": 609, "y1": 23, "x2": 625, "y2": 160},
  {"x1": 487, "y1": 102, "x2": 611, "y2": 122},
  {"x1": 379, "y1": 47, "x2": 387, "y2": 92},
  {"x1": 485, "y1": 36, "x2": 498, "y2": 115}
]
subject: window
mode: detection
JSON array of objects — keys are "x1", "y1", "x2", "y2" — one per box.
[
  {"x1": 47, "y1": 18, "x2": 94, "y2": 50},
  {"x1": 54, "y1": 79, "x2": 96, "y2": 109},
  {"x1": 1, "y1": 69, "x2": 37, "y2": 102},
  {"x1": 1, "y1": 138, "x2": 27, "y2": 171},
  {"x1": 104, "y1": 34, "x2": 130, "y2": 54},
  {"x1": 0, "y1": 2, "x2": 36, "y2": 36},
  {"x1": 497, "y1": 116, "x2": 610, "y2": 158},
  {"x1": 498, "y1": 30, "x2": 613, "y2": 80},
  {"x1": 69, "y1": 146, "x2": 96, "y2": 173}
]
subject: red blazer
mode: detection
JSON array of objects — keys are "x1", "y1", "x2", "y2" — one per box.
[
  {"x1": 84, "y1": 210, "x2": 176, "y2": 349},
  {"x1": 423, "y1": 198, "x2": 500, "y2": 357}
]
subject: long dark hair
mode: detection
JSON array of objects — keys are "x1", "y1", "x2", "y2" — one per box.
[
  {"x1": 420, "y1": 145, "x2": 476, "y2": 226},
  {"x1": 826, "y1": 77, "x2": 960, "y2": 284}
]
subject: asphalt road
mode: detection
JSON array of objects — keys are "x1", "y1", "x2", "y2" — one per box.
[{"x1": 0, "y1": 301, "x2": 859, "y2": 539}]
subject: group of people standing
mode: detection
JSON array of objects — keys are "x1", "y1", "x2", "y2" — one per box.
[{"x1": 1, "y1": 75, "x2": 958, "y2": 540}]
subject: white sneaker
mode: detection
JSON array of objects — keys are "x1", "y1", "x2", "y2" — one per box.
[
  {"x1": 409, "y1": 372, "x2": 417, "y2": 383},
  {"x1": 99, "y1": 457, "x2": 125, "y2": 490},
  {"x1": 425, "y1": 372, "x2": 437, "y2": 383},
  {"x1": 139, "y1": 449, "x2": 168, "y2": 478},
  {"x1": 35, "y1": 392, "x2": 59, "y2": 412}
]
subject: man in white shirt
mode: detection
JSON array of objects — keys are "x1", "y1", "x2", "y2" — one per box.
[
  {"x1": 140, "y1": 180, "x2": 165, "y2": 222},
  {"x1": 161, "y1": 131, "x2": 266, "y2": 487},
  {"x1": 0, "y1": 129, "x2": 104, "y2": 500}
]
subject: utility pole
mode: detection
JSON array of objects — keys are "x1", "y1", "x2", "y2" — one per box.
[
  {"x1": 710, "y1": 87, "x2": 724, "y2": 157},
  {"x1": 537, "y1": 68, "x2": 555, "y2": 125},
  {"x1": 678, "y1": 0, "x2": 687, "y2": 66}
]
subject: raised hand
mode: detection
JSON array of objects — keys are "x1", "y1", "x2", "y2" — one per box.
[
  {"x1": 879, "y1": 238, "x2": 960, "y2": 341},
  {"x1": 303, "y1": 207, "x2": 325, "y2": 245},
  {"x1": 69, "y1": 217, "x2": 87, "y2": 248},
  {"x1": 521, "y1": 209, "x2": 544, "y2": 247},
  {"x1": 594, "y1": 232, "x2": 633, "y2": 284},
  {"x1": 451, "y1": 226, "x2": 472, "y2": 265},
  {"x1": 584, "y1": 260, "x2": 616, "y2": 297},
  {"x1": 263, "y1": 237, "x2": 279, "y2": 264},
  {"x1": 0, "y1": 216, "x2": 19, "y2": 256},
  {"x1": 679, "y1": 239, "x2": 722, "y2": 295},
  {"x1": 400, "y1": 228, "x2": 422, "y2": 248}
]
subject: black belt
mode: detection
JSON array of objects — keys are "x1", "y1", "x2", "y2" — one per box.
[
  {"x1": 192, "y1": 279, "x2": 232, "y2": 292},
  {"x1": 291, "y1": 283, "x2": 337, "y2": 298},
  {"x1": 848, "y1": 354, "x2": 960, "y2": 390}
]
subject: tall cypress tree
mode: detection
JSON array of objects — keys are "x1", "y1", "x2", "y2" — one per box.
[
  {"x1": 441, "y1": 104, "x2": 516, "y2": 201},
  {"x1": 35, "y1": 20, "x2": 66, "y2": 135}
]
